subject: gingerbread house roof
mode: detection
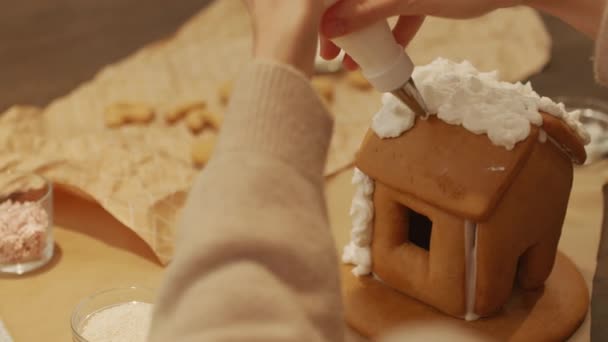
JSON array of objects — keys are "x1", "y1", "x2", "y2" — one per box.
[{"x1": 355, "y1": 112, "x2": 586, "y2": 221}]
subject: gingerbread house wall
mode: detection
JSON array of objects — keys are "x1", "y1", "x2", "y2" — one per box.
[
  {"x1": 368, "y1": 136, "x2": 574, "y2": 319},
  {"x1": 371, "y1": 182, "x2": 468, "y2": 317},
  {"x1": 474, "y1": 138, "x2": 573, "y2": 316}
]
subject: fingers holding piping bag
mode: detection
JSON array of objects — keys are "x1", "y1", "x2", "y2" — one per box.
[{"x1": 320, "y1": 0, "x2": 425, "y2": 70}]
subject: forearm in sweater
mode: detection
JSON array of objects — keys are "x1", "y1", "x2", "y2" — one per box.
[
  {"x1": 149, "y1": 62, "x2": 344, "y2": 342},
  {"x1": 532, "y1": 0, "x2": 606, "y2": 38}
]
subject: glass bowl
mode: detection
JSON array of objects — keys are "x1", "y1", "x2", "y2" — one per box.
[
  {"x1": 0, "y1": 172, "x2": 54, "y2": 274},
  {"x1": 553, "y1": 96, "x2": 608, "y2": 165},
  {"x1": 71, "y1": 286, "x2": 155, "y2": 342}
]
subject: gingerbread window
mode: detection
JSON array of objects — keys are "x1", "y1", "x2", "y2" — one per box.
[{"x1": 404, "y1": 206, "x2": 432, "y2": 251}]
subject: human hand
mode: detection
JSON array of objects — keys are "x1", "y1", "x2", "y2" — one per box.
[
  {"x1": 319, "y1": 0, "x2": 525, "y2": 70},
  {"x1": 243, "y1": 0, "x2": 326, "y2": 77}
]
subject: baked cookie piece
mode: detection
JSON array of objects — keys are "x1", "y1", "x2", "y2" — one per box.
[
  {"x1": 346, "y1": 70, "x2": 372, "y2": 90},
  {"x1": 185, "y1": 109, "x2": 207, "y2": 134},
  {"x1": 218, "y1": 80, "x2": 234, "y2": 106},
  {"x1": 165, "y1": 101, "x2": 206, "y2": 124},
  {"x1": 185, "y1": 109, "x2": 223, "y2": 134},
  {"x1": 201, "y1": 110, "x2": 223, "y2": 131},
  {"x1": 311, "y1": 76, "x2": 335, "y2": 104},
  {"x1": 105, "y1": 102, "x2": 155, "y2": 127},
  {"x1": 191, "y1": 134, "x2": 217, "y2": 167}
]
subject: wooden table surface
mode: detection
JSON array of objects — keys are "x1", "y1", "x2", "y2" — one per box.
[
  {"x1": 0, "y1": 1, "x2": 605, "y2": 341},
  {"x1": 0, "y1": 165, "x2": 604, "y2": 341}
]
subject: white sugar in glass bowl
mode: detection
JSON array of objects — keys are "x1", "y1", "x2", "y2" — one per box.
[
  {"x1": 71, "y1": 287, "x2": 156, "y2": 342},
  {"x1": 0, "y1": 172, "x2": 54, "y2": 274}
]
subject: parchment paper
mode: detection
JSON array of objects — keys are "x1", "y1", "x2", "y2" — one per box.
[{"x1": 0, "y1": 1, "x2": 551, "y2": 264}]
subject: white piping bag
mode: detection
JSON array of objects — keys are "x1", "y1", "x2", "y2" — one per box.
[{"x1": 324, "y1": 0, "x2": 428, "y2": 116}]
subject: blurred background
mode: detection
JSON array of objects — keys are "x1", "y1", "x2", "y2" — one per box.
[
  {"x1": 0, "y1": 2, "x2": 604, "y2": 341},
  {"x1": 0, "y1": 0, "x2": 605, "y2": 112}
]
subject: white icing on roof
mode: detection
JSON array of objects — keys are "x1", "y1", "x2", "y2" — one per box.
[
  {"x1": 345, "y1": 58, "x2": 591, "y2": 280},
  {"x1": 371, "y1": 93, "x2": 416, "y2": 138},
  {"x1": 372, "y1": 58, "x2": 590, "y2": 149}
]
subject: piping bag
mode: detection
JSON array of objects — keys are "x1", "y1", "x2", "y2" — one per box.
[{"x1": 324, "y1": 0, "x2": 429, "y2": 117}]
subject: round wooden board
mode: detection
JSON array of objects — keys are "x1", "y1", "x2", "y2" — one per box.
[{"x1": 342, "y1": 252, "x2": 589, "y2": 341}]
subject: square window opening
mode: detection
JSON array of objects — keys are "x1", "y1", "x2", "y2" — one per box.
[{"x1": 407, "y1": 208, "x2": 433, "y2": 251}]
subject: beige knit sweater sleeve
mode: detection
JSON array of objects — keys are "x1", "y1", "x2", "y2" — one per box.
[{"x1": 148, "y1": 61, "x2": 344, "y2": 342}]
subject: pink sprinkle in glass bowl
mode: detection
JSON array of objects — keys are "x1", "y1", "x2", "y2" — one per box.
[
  {"x1": 71, "y1": 286, "x2": 156, "y2": 342},
  {"x1": 0, "y1": 172, "x2": 54, "y2": 274}
]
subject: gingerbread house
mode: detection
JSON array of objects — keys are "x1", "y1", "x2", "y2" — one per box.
[{"x1": 343, "y1": 59, "x2": 589, "y2": 321}]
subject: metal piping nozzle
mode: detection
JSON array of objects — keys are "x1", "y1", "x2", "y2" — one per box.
[{"x1": 391, "y1": 79, "x2": 429, "y2": 119}]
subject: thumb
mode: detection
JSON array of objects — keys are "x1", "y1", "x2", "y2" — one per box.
[{"x1": 321, "y1": 0, "x2": 430, "y2": 38}]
